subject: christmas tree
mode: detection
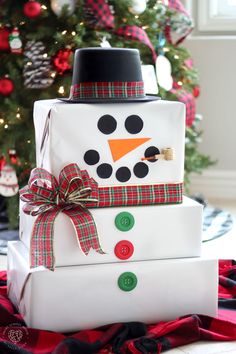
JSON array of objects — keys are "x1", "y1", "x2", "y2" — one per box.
[{"x1": 0, "y1": 0, "x2": 214, "y2": 229}]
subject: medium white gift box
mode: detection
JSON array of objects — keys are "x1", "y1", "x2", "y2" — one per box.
[
  {"x1": 20, "y1": 196, "x2": 202, "y2": 267},
  {"x1": 8, "y1": 240, "x2": 218, "y2": 333},
  {"x1": 34, "y1": 99, "x2": 185, "y2": 186}
]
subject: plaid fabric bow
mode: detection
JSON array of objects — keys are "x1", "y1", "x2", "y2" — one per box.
[{"x1": 20, "y1": 163, "x2": 105, "y2": 271}]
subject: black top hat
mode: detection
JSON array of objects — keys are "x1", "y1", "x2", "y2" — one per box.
[{"x1": 60, "y1": 48, "x2": 159, "y2": 103}]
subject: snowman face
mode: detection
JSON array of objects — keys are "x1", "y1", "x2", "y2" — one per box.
[
  {"x1": 37, "y1": 100, "x2": 185, "y2": 187},
  {"x1": 83, "y1": 113, "x2": 161, "y2": 183},
  {"x1": 0, "y1": 165, "x2": 19, "y2": 197}
]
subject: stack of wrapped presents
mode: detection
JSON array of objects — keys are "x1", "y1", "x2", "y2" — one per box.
[{"x1": 8, "y1": 48, "x2": 218, "y2": 332}]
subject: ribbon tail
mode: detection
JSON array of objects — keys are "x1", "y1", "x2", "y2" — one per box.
[
  {"x1": 30, "y1": 208, "x2": 60, "y2": 271},
  {"x1": 116, "y1": 25, "x2": 157, "y2": 62},
  {"x1": 64, "y1": 207, "x2": 105, "y2": 256}
]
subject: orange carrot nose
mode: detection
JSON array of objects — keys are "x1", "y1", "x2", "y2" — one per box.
[{"x1": 108, "y1": 138, "x2": 150, "y2": 162}]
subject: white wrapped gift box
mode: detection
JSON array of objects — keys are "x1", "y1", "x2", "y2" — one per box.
[
  {"x1": 34, "y1": 99, "x2": 185, "y2": 186},
  {"x1": 8, "y1": 241, "x2": 218, "y2": 332},
  {"x1": 20, "y1": 196, "x2": 202, "y2": 267}
]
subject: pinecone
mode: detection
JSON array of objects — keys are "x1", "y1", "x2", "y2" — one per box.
[{"x1": 23, "y1": 41, "x2": 54, "y2": 89}]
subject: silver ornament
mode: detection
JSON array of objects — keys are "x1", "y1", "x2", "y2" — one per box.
[
  {"x1": 51, "y1": 0, "x2": 75, "y2": 16},
  {"x1": 129, "y1": 0, "x2": 147, "y2": 15}
]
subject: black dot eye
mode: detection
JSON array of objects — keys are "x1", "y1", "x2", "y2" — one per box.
[
  {"x1": 97, "y1": 163, "x2": 113, "y2": 179},
  {"x1": 133, "y1": 162, "x2": 149, "y2": 178},
  {"x1": 116, "y1": 167, "x2": 131, "y2": 182},
  {"x1": 144, "y1": 146, "x2": 160, "y2": 163},
  {"x1": 98, "y1": 115, "x2": 117, "y2": 135},
  {"x1": 84, "y1": 150, "x2": 100, "y2": 165},
  {"x1": 125, "y1": 115, "x2": 143, "y2": 134}
]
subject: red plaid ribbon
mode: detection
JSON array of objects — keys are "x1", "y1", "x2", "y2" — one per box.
[
  {"x1": 164, "y1": 0, "x2": 193, "y2": 45},
  {"x1": 87, "y1": 183, "x2": 183, "y2": 208},
  {"x1": 84, "y1": 0, "x2": 157, "y2": 61},
  {"x1": 171, "y1": 88, "x2": 196, "y2": 127},
  {"x1": 20, "y1": 164, "x2": 105, "y2": 271},
  {"x1": 70, "y1": 81, "x2": 145, "y2": 99},
  {"x1": 168, "y1": 0, "x2": 189, "y2": 16},
  {"x1": 116, "y1": 26, "x2": 157, "y2": 61}
]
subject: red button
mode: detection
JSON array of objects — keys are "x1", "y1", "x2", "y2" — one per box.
[{"x1": 114, "y1": 240, "x2": 134, "y2": 260}]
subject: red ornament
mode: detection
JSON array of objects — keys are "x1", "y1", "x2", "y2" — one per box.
[
  {"x1": 0, "y1": 77, "x2": 14, "y2": 96},
  {"x1": 8, "y1": 149, "x2": 20, "y2": 165},
  {"x1": 0, "y1": 156, "x2": 6, "y2": 172},
  {"x1": 0, "y1": 27, "x2": 10, "y2": 51},
  {"x1": 53, "y1": 48, "x2": 73, "y2": 74},
  {"x1": 172, "y1": 81, "x2": 182, "y2": 89},
  {"x1": 193, "y1": 85, "x2": 200, "y2": 98},
  {"x1": 23, "y1": 1, "x2": 41, "y2": 19}
]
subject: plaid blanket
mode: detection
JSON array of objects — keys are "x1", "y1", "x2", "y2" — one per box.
[{"x1": 0, "y1": 260, "x2": 236, "y2": 353}]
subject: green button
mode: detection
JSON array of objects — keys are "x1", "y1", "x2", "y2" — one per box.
[
  {"x1": 118, "y1": 272, "x2": 137, "y2": 292},
  {"x1": 115, "y1": 212, "x2": 134, "y2": 232}
]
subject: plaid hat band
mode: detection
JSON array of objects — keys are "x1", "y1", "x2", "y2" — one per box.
[{"x1": 70, "y1": 81, "x2": 145, "y2": 100}]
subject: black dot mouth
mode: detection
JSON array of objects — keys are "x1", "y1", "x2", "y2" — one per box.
[
  {"x1": 96, "y1": 163, "x2": 113, "y2": 179},
  {"x1": 133, "y1": 162, "x2": 149, "y2": 178},
  {"x1": 116, "y1": 167, "x2": 131, "y2": 182},
  {"x1": 84, "y1": 150, "x2": 100, "y2": 165}
]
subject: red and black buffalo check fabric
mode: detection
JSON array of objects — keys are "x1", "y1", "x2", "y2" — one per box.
[
  {"x1": 116, "y1": 26, "x2": 157, "y2": 61},
  {"x1": 84, "y1": 0, "x2": 115, "y2": 29},
  {"x1": 171, "y1": 88, "x2": 196, "y2": 127},
  {"x1": 0, "y1": 260, "x2": 236, "y2": 353}
]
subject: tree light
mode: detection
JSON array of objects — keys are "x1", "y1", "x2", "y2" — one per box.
[
  {"x1": 174, "y1": 55, "x2": 179, "y2": 59},
  {"x1": 0, "y1": 119, "x2": 4, "y2": 124},
  {"x1": 4, "y1": 124, "x2": 8, "y2": 129},
  {"x1": 58, "y1": 86, "x2": 65, "y2": 94},
  {"x1": 71, "y1": 31, "x2": 76, "y2": 36},
  {"x1": 41, "y1": 5, "x2": 47, "y2": 10},
  {"x1": 62, "y1": 30, "x2": 67, "y2": 35}
]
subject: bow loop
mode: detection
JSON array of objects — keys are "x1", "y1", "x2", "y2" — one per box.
[
  {"x1": 20, "y1": 167, "x2": 59, "y2": 216},
  {"x1": 58, "y1": 163, "x2": 99, "y2": 205}
]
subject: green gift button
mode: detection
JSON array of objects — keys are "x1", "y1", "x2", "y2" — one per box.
[
  {"x1": 115, "y1": 212, "x2": 135, "y2": 232},
  {"x1": 118, "y1": 272, "x2": 137, "y2": 292}
]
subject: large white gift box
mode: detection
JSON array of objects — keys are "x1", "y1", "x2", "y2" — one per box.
[
  {"x1": 34, "y1": 99, "x2": 185, "y2": 186},
  {"x1": 20, "y1": 196, "x2": 202, "y2": 267},
  {"x1": 8, "y1": 241, "x2": 218, "y2": 333}
]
